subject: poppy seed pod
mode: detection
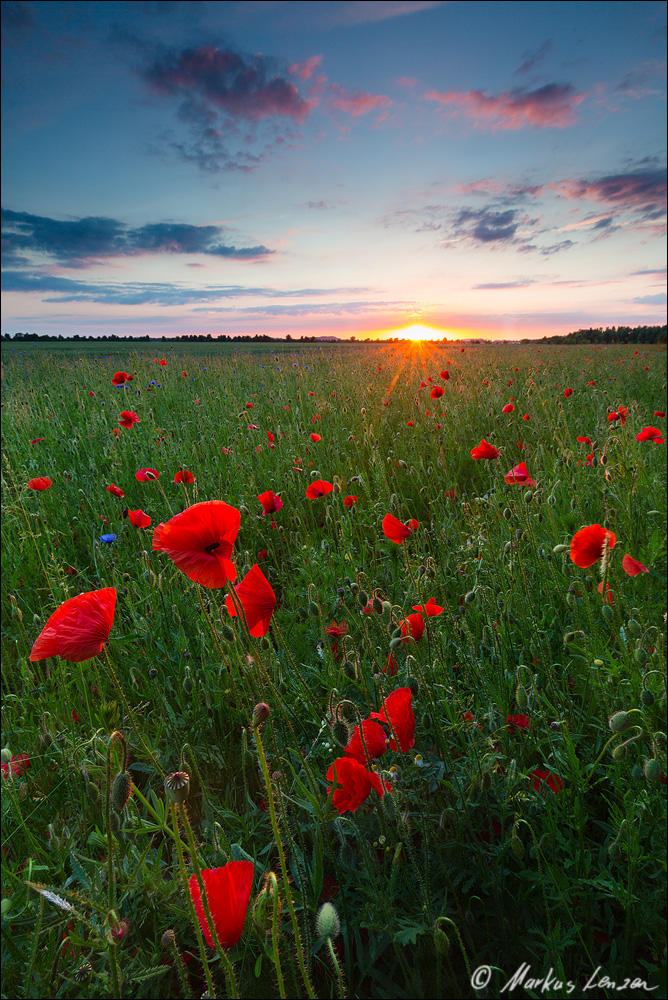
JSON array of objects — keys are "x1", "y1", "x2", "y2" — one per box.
[{"x1": 164, "y1": 771, "x2": 190, "y2": 804}]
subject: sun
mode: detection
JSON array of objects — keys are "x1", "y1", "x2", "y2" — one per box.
[{"x1": 399, "y1": 324, "x2": 447, "y2": 341}]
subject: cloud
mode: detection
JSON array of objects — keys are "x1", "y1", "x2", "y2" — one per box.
[
  {"x1": 322, "y1": 2, "x2": 445, "y2": 26},
  {"x1": 630, "y1": 266, "x2": 667, "y2": 276},
  {"x1": 514, "y1": 39, "x2": 554, "y2": 76},
  {"x1": 632, "y1": 293, "x2": 667, "y2": 305},
  {"x1": 424, "y1": 82, "x2": 585, "y2": 129},
  {"x1": 326, "y1": 83, "x2": 392, "y2": 117},
  {"x1": 141, "y1": 44, "x2": 311, "y2": 121},
  {"x1": 289, "y1": 54, "x2": 323, "y2": 82},
  {"x1": 453, "y1": 207, "x2": 519, "y2": 242},
  {"x1": 553, "y1": 168, "x2": 666, "y2": 219},
  {"x1": 193, "y1": 300, "x2": 412, "y2": 316},
  {"x1": 473, "y1": 280, "x2": 536, "y2": 289},
  {"x1": 1, "y1": 270, "x2": 370, "y2": 307},
  {"x1": 1, "y1": 208, "x2": 273, "y2": 265}
]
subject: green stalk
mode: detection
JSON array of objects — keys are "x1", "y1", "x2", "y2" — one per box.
[
  {"x1": 268, "y1": 872, "x2": 287, "y2": 999},
  {"x1": 102, "y1": 649, "x2": 164, "y2": 778}
]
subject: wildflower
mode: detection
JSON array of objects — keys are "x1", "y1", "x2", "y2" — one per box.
[
  {"x1": 182, "y1": 371, "x2": 188, "y2": 378},
  {"x1": 112, "y1": 371, "x2": 131, "y2": 386},
  {"x1": 384, "y1": 654, "x2": 398, "y2": 676},
  {"x1": 412, "y1": 597, "x2": 444, "y2": 617},
  {"x1": 528, "y1": 768, "x2": 563, "y2": 794},
  {"x1": 440, "y1": 371, "x2": 450, "y2": 380},
  {"x1": 310, "y1": 433, "x2": 321, "y2": 442},
  {"x1": 174, "y1": 470, "x2": 195, "y2": 484},
  {"x1": 344, "y1": 718, "x2": 388, "y2": 764},
  {"x1": 136, "y1": 468, "x2": 159, "y2": 481},
  {"x1": 636, "y1": 426, "x2": 664, "y2": 443},
  {"x1": 100, "y1": 534, "x2": 117, "y2": 544},
  {"x1": 159, "y1": 359, "x2": 166, "y2": 366},
  {"x1": 106, "y1": 484, "x2": 124, "y2": 498},
  {"x1": 343, "y1": 495, "x2": 358, "y2": 507},
  {"x1": 305, "y1": 481, "x2": 333, "y2": 499},
  {"x1": 30, "y1": 588, "x2": 116, "y2": 663},
  {"x1": 370, "y1": 687, "x2": 416, "y2": 753},
  {"x1": 654, "y1": 411, "x2": 665, "y2": 418},
  {"x1": 188, "y1": 861, "x2": 253, "y2": 949},
  {"x1": 504, "y1": 462, "x2": 536, "y2": 487},
  {"x1": 128, "y1": 509, "x2": 151, "y2": 528},
  {"x1": 118, "y1": 411, "x2": 140, "y2": 429},
  {"x1": 502, "y1": 403, "x2": 514, "y2": 414},
  {"x1": 382, "y1": 513, "x2": 418, "y2": 544},
  {"x1": 225, "y1": 564, "x2": 276, "y2": 636},
  {"x1": 153, "y1": 500, "x2": 240, "y2": 587},
  {"x1": 564, "y1": 388, "x2": 573, "y2": 398},
  {"x1": 28, "y1": 477, "x2": 52, "y2": 491},
  {"x1": 257, "y1": 491, "x2": 283, "y2": 515},
  {"x1": 431, "y1": 386, "x2": 444, "y2": 399},
  {"x1": 577, "y1": 436, "x2": 592, "y2": 445},
  {"x1": 30, "y1": 438, "x2": 44, "y2": 445},
  {"x1": 326, "y1": 757, "x2": 390, "y2": 815},
  {"x1": 507, "y1": 714, "x2": 531, "y2": 734},
  {"x1": 470, "y1": 440, "x2": 500, "y2": 460},
  {"x1": 570, "y1": 524, "x2": 616, "y2": 568},
  {"x1": 267, "y1": 430, "x2": 275, "y2": 442},
  {"x1": 400, "y1": 613, "x2": 424, "y2": 643},
  {"x1": 598, "y1": 581, "x2": 614, "y2": 604},
  {"x1": 622, "y1": 554, "x2": 649, "y2": 577},
  {"x1": 257, "y1": 549, "x2": 268, "y2": 562},
  {"x1": 523, "y1": 414, "x2": 530, "y2": 420},
  {"x1": 325, "y1": 621, "x2": 347, "y2": 639}
]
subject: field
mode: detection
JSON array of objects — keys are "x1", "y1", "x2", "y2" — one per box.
[{"x1": 1, "y1": 339, "x2": 666, "y2": 999}]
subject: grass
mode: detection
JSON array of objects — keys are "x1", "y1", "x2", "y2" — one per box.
[{"x1": 1, "y1": 338, "x2": 666, "y2": 999}]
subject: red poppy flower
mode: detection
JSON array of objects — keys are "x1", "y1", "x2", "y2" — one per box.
[
  {"x1": 502, "y1": 403, "x2": 514, "y2": 414},
  {"x1": 384, "y1": 654, "x2": 398, "y2": 676},
  {"x1": 246, "y1": 402, "x2": 254, "y2": 409},
  {"x1": 445, "y1": 490, "x2": 455, "y2": 500},
  {"x1": 430, "y1": 386, "x2": 444, "y2": 399},
  {"x1": 159, "y1": 359, "x2": 167, "y2": 366},
  {"x1": 153, "y1": 500, "x2": 240, "y2": 587},
  {"x1": 370, "y1": 687, "x2": 416, "y2": 753},
  {"x1": 564, "y1": 388, "x2": 573, "y2": 398},
  {"x1": 597, "y1": 581, "x2": 614, "y2": 604},
  {"x1": 182, "y1": 371, "x2": 188, "y2": 377},
  {"x1": 470, "y1": 439, "x2": 500, "y2": 460},
  {"x1": 585, "y1": 453, "x2": 595, "y2": 466},
  {"x1": 577, "y1": 436, "x2": 592, "y2": 445},
  {"x1": 504, "y1": 462, "x2": 536, "y2": 487},
  {"x1": 325, "y1": 621, "x2": 347, "y2": 639},
  {"x1": 128, "y1": 509, "x2": 151, "y2": 528},
  {"x1": 118, "y1": 411, "x2": 140, "y2": 429},
  {"x1": 310, "y1": 433, "x2": 321, "y2": 442},
  {"x1": 654, "y1": 411, "x2": 665, "y2": 418},
  {"x1": 136, "y1": 468, "x2": 159, "y2": 481},
  {"x1": 507, "y1": 714, "x2": 531, "y2": 734},
  {"x1": 30, "y1": 438, "x2": 44, "y2": 445},
  {"x1": 305, "y1": 480, "x2": 333, "y2": 499},
  {"x1": 570, "y1": 524, "x2": 616, "y2": 568},
  {"x1": 412, "y1": 597, "x2": 444, "y2": 617},
  {"x1": 174, "y1": 470, "x2": 195, "y2": 484},
  {"x1": 112, "y1": 371, "x2": 130, "y2": 386},
  {"x1": 257, "y1": 491, "x2": 283, "y2": 515},
  {"x1": 30, "y1": 587, "x2": 116, "y2": 663},
  {"x1": 106, "y1": 484, "x2": 124, "y2": 498},
  {"x1": 344, "y1": 718, "x2": 388, "y2": 764},
  {"x1": 382, "y1": 513, "x2": 418, "y2": 544},
  {"x1": 267, "y1": 430, "x2": 275, "y2": 442},
  {"x1": 528, "y1": 768, "x2": 563, "y2": 794},
  {"x1": 225, "y1": 564, "x2": 276, "y2": 636},
  {"x1": 622, "y1": 554, "x2": 649, "y2": 577},
  {"x1": 440, "y1": 371, "x2": 450, "y2": 380},
  {"x1": 2, "y1": 753, "x2": 30, "y2": 780},
  {"x1": 636, "y1": 426, "x2": 664, "y2": 443},
  {"x1": 326, "y1": 757, "x2": 390, "y2": 815},
  {"x1": 523, "y1": 414, "x2": 530, "y2": 421},
  {"x1": 343, "y1": 495, "x2": 358, "y2": 507},
  {"x1": 188, "y1": 861, "x2": 253, "y2": 949},
  {"x1": 399, "y1": 613, "x2": 424, "y2": 644},
  {"x1": 28, "y1": 477, "x2": 52, "y2": 491},
  {"x1": 258, "y1": 549, "x2": 268, "y2": 562}
]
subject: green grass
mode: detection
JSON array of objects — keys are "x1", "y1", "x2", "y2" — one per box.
[{"x1": 1, "y1": 339, "x2": 666, "y2": 999}]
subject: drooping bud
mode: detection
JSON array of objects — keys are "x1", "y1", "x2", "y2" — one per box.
[
  {"x1": 515, "y1": 685, "x2": 528, "y2": 711},
  {"x1": 641, "y1": 689, "x2": 655, "y2": 707},
  {"x1": 372, "y1": 597, "x2": 383, "y2": 614},
  {"x1": 332, "y1": 719, "x2": 351, "y2": 748},
  {"x1": 433, "y1": 925, "x2": 450, "y2": 956},
  {"x1": 407, "y1": 677, "x2": 419, "y2": 698},
  {"x1": 644, "y1": 759, "x2": 661, "y2": 782},
  {"x1": 164, "y1": 771, "x2": 190, "y2": 804},
  {"x1": 253, "y1": 703, "x2": 271, "y2": 727},
  {"x1": 111, "y1": 771, "x2": 134, "y2": 812},
  {"x1": 609, "y1": 711, "x2": 631, "y2": 734}
]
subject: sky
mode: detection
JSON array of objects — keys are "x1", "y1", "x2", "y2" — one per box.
[{"x1": 1, "y1": 0, "x2": 666, "y2": 341}]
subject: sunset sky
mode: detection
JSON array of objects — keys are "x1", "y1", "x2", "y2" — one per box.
[{"x1": 1, "y1": 0, "x2": 666, "y2": 340}]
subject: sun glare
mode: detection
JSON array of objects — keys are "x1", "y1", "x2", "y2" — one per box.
[{"x1": 400, "y1": 324, "x2": 448, "y2": 341}]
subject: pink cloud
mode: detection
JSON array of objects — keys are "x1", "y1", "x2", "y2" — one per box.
[
  {"x1": 397, "y1": 76, "x2": 418, "y2": 88},
  {"x1": 327, "y1": 83, "x2": 392, "y2": 117},
  {"x1": 550, "y1": 170, "x2": 666, "y2": 216},
  {"x1": 423, "y1": 83, "x2": 585, "y2": 130},
  {"x1": 289, "y1": 55, "x2": 323, "y2": 82}
]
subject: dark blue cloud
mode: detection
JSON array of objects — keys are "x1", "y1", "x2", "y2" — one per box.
[
  {"x1": 454, "y1": 208, "x2": 519, "y2": 242},
  {"x1": 1, "y1": 208, "x2": 273, "y2": 265}
]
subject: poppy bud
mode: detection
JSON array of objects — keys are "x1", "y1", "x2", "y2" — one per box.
[
  {"x1": 221, "y1": 625, "x2": 235, "y2": 642},
  {"x1": 391, "y1": 626, "x2": 403, "y2": 639},
  {"x1": 358, "y1": 590, "x2": 368, "y2": 607},
  {"x1": 644, "y1": 758, "x2": 661, "y2": 782},
  {"x1": 389, "y1": 637, "x2": 402, "y2": 650},
  {"x1": 111, "y1": 771, "x2": 134, "y2": 812},
  {"x1": 465, "y1": 910, "x2": 475, "y2": 926},
  {"x1": 382, "y1": 600, "x2": 392, "y2": 612},
  {"x1": 372, "y1": 597, "x2": 383, "y2": 614},
  {"x1": 110, "y1": 810, "x2": 121, "y2": 834},
  {"x1": 510, "y1": 834, "x2": 524, "y2": 859},
  {"x1": 434, "y1": 926, "x2": 450, "y2": 956},
  {"x1": 634, "y1": 648, "x2": 647, "y2": 665},
  {"x1": 631, "y1": 765, "x2": 644, "y2": 781},
  {"x1": 343, "y1": 660, "x2": 356, "y2": 679},
  {"x1": 253, "y1": 703, "x2": 271, "y2": 727},
  {"x1": 332, "y1": 720, "x2": 351, "y2": 747},
  {"x1": 350, "y1": 582, "x2": 359, "y2": 594},
  {"x1": 464, "y1": 590, "x2": 476, "y2": 604},
  {"x1": 309, "y1": 601, "x2": 320, "y2": 617},
  {"x1": 148, "y1": 668, "x2": 158, "y2": 679},
  {"x1": 421, "y1": 713, "x2": 432, "y2": 731},
  {"x1": 503, "y1": 507, "x2": 512, "y2": 520},
  {"x1": 516, "y1": 685, "x2": 528, "y2": 711},
  {"x1": 547, "y1": 495, "x2": 557, "y2": 506},
  {"x1": 612, "y1": 744, "x2": 626, "y2": 760},
  {"x1": 407, "y1": 677, "x2": 419, "y2": 697},
  {"x1": 1, "y1": 748, "x2": 11, "y2": 764},
  {"x1": 608, "y1": 840, "x2": 623, "y2": 860},
  {"x1": 609, "y1": 711, "x2": 631, "y2": 733},
  {"x1": 601, "y1": 605, "x2": 614, "y2": 623},
  {"x1": 161, "y1": 929, "x2": 177, "y2": 948},
  {"x1": 183, "y1": 668, "x2": 194, "y2": 695},
  {"x1": 239, "y1": 505, "x2": 250, "y2": 515},
  {"x1": 316, "y1": 902, "x2": 341, "y2": 940},
  {"x1": 627, "y1": 619, "x2": 642, "y2": 637},
  {"x1": 641, "y1": 689, "x2": 654, "y2": 706},
  {"x1": 164, "y1": 771, "x2": 190, "y2": 804},
  {"x1": 260, "y1": 636, "x2": 271, "y2": 650},
  {"x1": 417, "y1": 565, "x2": 426, "y2": 576}
]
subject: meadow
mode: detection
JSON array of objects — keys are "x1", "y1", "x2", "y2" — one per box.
[{"x1": 1, "y1": 338, "x2": 666, "y2": 999}]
